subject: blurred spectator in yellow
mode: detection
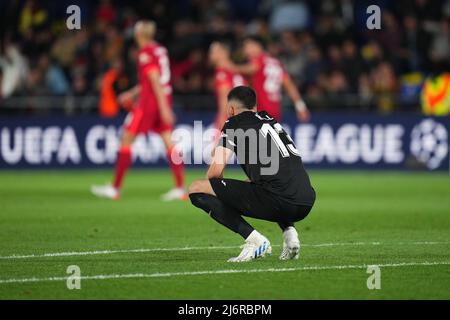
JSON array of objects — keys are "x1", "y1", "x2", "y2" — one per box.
[
  {"x1": 421, "y1": 73, "x2": 450, "y2": 116},
  {"x1": 19, "y1": 0, "x2": 48, "y2": 36}
]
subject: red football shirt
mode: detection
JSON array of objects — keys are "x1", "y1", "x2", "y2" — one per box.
[
  {"x1": 214, "y1": 67, "x2": 245, "y2": 97},
  {"x1": 250, "y1": 54, "x2": 287, "y2": 121},
  {"x1": 136, "y1": 42, "x2": 172, "y2": 111},
  {"x1": 213, "y1": 67, "x2": 244, "y2": 131}
]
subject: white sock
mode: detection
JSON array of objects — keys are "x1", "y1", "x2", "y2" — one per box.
[
  {"x1": 283, "y1": 227, "x2": 298, "y2": 241},
  {"x1": 246, "y1": 230, "x2": 263, "y2": 244}
]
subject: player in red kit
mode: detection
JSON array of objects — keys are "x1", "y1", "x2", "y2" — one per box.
[
  {"x1": 209, "y1": 41, "x2": 245, "y2": 131},
  {"x1": 91, "y1": 21, "x2": 186, "y2": 201},
  {"x1": 232, "y1": 36, "x2": 310, "y2": 122}
]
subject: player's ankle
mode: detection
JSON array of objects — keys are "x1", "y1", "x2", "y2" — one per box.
[
  {"x1": 246, "y1": 230, "x2": 265, "y2": 244},
  {"x1": 283, "y1": 226, "x2": 298, "y2": 240}
]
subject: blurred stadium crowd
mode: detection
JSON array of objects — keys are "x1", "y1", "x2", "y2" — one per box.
[{"x1": 0, "y1": 0, "x2": 449, "y2": 115}]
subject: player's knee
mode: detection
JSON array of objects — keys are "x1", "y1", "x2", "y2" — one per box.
[
  {"x1": 121, "y1": 131, "x2": 136, "y2": 146},
  {"x1": 188, "y1": 180, "x2": 205, "y2": 194},
  {"x1": 188, "y1": 180, "x2": 200, "y2": 194}
]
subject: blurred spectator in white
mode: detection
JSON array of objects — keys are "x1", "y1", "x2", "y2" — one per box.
[{"x1": 0, "y1": 44, "x2": 29, "y2": 98}]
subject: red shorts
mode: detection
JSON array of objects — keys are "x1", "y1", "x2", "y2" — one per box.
[{"x1": 123, "y1": 107, "x2": 172, "y2": 134}]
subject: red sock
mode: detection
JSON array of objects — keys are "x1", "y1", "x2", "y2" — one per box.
[
  {"x1": 113, "y1": 146, "x2": 132, "y2": 189},
  {"x1": 167, "y1": 146, "x2": 184, "y2": 188}
]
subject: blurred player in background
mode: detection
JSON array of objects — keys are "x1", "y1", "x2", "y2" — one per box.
[
  {"x1": 209, "y1": 41, "x2": 245, "y2": 132},
  {"x1": 91, "y1": 21, "x2": 186, "y2": 201},
  {"x1": 232, "y1": 36, "x2": 310, "y2": 122}
]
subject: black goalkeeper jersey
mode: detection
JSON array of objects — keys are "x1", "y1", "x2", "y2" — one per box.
[{"x1": 219, "y1": 110, "x2": 315, "y2": 206}]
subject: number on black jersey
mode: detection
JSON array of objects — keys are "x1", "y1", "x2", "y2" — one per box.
[{"x1": 259, "y1": 122, "x2": 300, "y2": 158}]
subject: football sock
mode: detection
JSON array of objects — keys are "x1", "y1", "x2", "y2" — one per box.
[
  {"x1": 278, "y1": 222, "x2": 295, "y2": 231},
  {"x1": 189, "y1": 193, "x2": 254, "y2": 239},
  {"x1": 112, "y1": 146, "x2": 132, "y2": 190},
  {"x1": 167, "y1": 146, "x2": 184, "y2": 188}
]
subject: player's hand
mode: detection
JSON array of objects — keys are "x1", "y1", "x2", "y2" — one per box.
[
  {"x1": 295, "y1": 100, "x2": 311, "y2": 122},
  {"x1": 297, "y1": 109, "x2": 311, "y2": 122},
  {"x1": 118, "y1": 91, "x2": 134, "y2": 107},
  {"x1": 161, "y1": 107, "x2": 176, "y2": 126}
]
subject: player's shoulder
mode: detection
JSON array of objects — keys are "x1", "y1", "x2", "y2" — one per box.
[
  {"x1": 223, "y1": 112, "x2": 253, "y2": 130},
  {"x1": 230, "y1": 111, "x2": 264, "y2": 127},
  {"x1": 152, "y1": 42, "x2": 168, "y2": 56},
  {"x1": 222, "y1": 116, "x2": 236, "y2": 130},
  {"x1": 252, "y1": 54, "x2": 265, "y2": 66},
  {"x1": 263, "y1": 54, "x2": 281, "y2": 65},
  {"x1": 138, "y1": 44, "x2": 156, "y2": 64},
  {"x1": 215, "y1": 67, "x2": 228, "y2": 79},
  {"x1": 255, "y1": 110, "x2": 276, "y2": 122},
  {"x1": 138, "y1": 49, "x2": 152, "y2": 65},
  {"x1": 215, "y1": 68, "x2": 233, "y2": 83}
]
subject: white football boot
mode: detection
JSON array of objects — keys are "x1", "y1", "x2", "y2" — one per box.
[
  {"x1": 228, "y1": 230, "x2": 272, "y2": 262},
  {"x1": 91, "y1": 184, "x2": 120, "y2": 200},
  {"x1": 160, "y1": 187, "x2": 188, "y2": 201},
  {"x1": 279, "y1": 226, "x2": 300, "y2": 260}
]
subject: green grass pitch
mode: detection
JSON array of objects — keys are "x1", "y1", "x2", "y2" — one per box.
[{"x1": 0, "y1": 169, "x2": 449, "y2": 299}]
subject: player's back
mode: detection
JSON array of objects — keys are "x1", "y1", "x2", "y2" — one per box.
[
  {"x1": 221, "y1": 110, "x2": 315, "y2": 206},
  {"x1": 251, "y1": 54, "x2": 286, "y2": 120},
  {"x1": 137, "y1": 42, "x2": 172, "y2": 110}
]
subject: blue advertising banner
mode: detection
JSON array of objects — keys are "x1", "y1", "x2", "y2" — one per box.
[{"x1": 0, "y1": 112, "x2": 449, "y2": 171}]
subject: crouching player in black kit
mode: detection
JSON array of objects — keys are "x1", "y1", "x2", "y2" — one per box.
[{"x1": 189, "y1": 86, "x2": 315, "y2": 262}]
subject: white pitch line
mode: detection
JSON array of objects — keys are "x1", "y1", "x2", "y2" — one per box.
[
  {"x1": 0, "y1": 245, "x2": 244, "y2": 260},
  {"x1": 0, "y1": 261, "x2": 449, "y2": 284},
  {"x1": 0, "y1": 241, "x2": 449, "y2": 260}
]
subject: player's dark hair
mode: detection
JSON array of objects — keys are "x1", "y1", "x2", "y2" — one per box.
[{"x1": 227, "y1": 86, "x2": 257, "y2": 110}]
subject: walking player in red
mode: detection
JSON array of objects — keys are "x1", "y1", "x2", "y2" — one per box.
[
  {"x1": 209, "y1": 41, "x2": 245, "y2": 131},
  {"x1": 232, "y1": 36, "x2": 310, "y2": 122},
  {"x1": 91, "y1": 21, "x2": 186, "y2": 201}
]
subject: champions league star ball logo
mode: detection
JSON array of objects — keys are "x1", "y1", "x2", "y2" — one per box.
[{"x1": 410, "y1": 119, "x2": 448, "y2": 169}]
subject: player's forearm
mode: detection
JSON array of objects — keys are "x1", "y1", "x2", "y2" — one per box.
[
  {"x1": 206, "y1": 166, "x2": 223, "y2": 179},
  {"x1": 155, "y1": 91, "x2": 170, "y2": 112},
  {"x1": 118, "y1": 86, "x2": 140, "y2": 107},
  {"x1": 284, "y1": 77, "x2": 301, "y2": 103},
  {"x1": 207, "y1": 146, "x2": 230, "y2": 179},
  {"x1": 128, "y1": 85, "x2": 141, "y2": 98},
  {"x1": 284, "y1": 77, "x2": 307, "y2": 112},
  {"x1": 217, "y1": 89, "x2": 229, "y2": 120}
]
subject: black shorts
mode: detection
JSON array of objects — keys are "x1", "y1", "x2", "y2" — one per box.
[{"x1": 210, "y1": 178, "x2": 312, "y2": 224}]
